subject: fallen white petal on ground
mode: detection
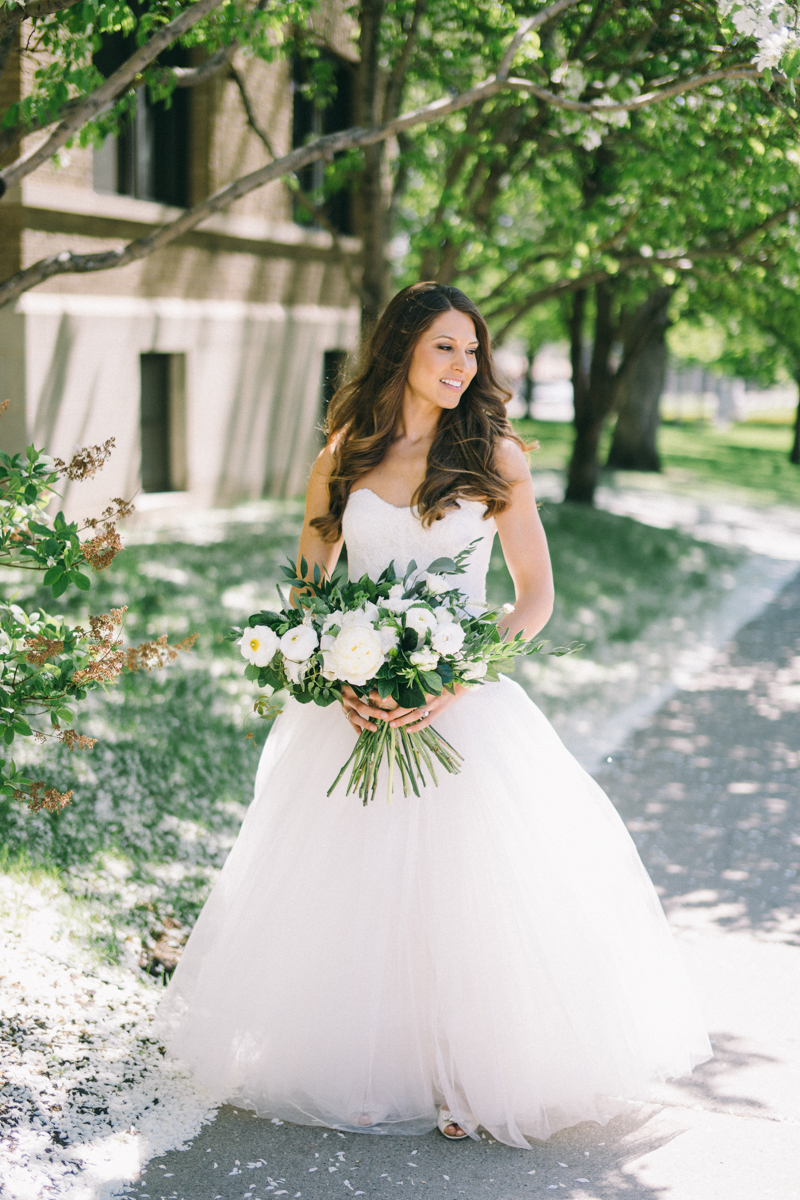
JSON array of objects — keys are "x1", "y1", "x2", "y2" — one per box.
[{"x1": 0, "y1": 875, "x2": 217, "y2": 1199}]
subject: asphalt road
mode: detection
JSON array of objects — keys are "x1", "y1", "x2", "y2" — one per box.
[{"x1": 121, "y1": 569, "x2": 800, "y2": 1200}]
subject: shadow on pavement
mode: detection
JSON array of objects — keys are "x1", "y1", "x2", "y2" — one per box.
[
  {"x1": 595, "y1": 570, "x2": 800, "y2": 945},
  {"x1": 120, "y1": 1103, "x2": 681, "y2": 1200}
]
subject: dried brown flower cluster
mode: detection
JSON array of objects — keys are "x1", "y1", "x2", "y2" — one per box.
[
  {"x1": 123, "y1": 633, "x2": 198, "y2": 673},
  {"x1": 82, "y1": 498, "x2": 135, "y2": 572},
  {"x1": 20, "y1": 782, "x2": 73, "y2": 813},
  {"x1": 54, "y1": 438, "x2": 115, "y2": 482},
  {"x1": 57, "y1": 729, "x2": 97, "y2": 751},
  {"x1": 24, "y1": 635, "x2": 64, "y2": 666},
  {"x1": 70, "y1": 608, "x2": 127, "y2": 686},
  {"x1": 0, "y1": 400, "x2": 9, "y2": 417}
]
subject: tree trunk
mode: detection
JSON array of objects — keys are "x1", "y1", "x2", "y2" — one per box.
[
  {"x1": 791, "y1": 368, "x2": 800, "y2": 465},
  {"x1": 606, "y1": 288, "x2": 672, "y2": 472},
  {"x1": 564, "y1": 283, "x2": 617, "y2": 504},
  {"x1": 352, "y1": 0, "x2": 391, "y2": 332}
]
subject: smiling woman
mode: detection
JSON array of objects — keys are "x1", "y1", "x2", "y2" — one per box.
[{"x1": 309, "y1": 282, "x2": 522, "y2": 542}]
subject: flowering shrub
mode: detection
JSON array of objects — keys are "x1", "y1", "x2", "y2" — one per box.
[{"x1": 0, "y1": 404, "x2": 195, "y2": 812}]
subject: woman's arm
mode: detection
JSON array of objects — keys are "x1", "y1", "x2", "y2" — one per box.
[
  {"x1": 493, "y1": 439, "x2": 555, "y2": 640},
  {"x1": 295, "y1": 446, "x2": 344, "y2": 585}
]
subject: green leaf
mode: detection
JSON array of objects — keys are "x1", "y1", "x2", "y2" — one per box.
[
  {"x1": 436, "y1": 660, "x2": 455, "y2": 684},
  {"x1": 51, "y1": 576, "x2": 70, "y2": 598},
  {"x1": 12, "y1": 720, "x2": 32, "y2": 736},
  {"x1": 43, "y1": 566, "x2": 64, "y2": 586},
  {"x1": 397, "y1": 679, "x2": 426, "y2": 708},
  {"x1": 3, "y1": 729, "x2": 14, "y2": 745},
  {"x1": 244, "y1": 663, "x2": 260, "y2": 681},
  {"x1": 419, "y1": 670, "x2": 443, "y2": 695},
  {"x1": 401, "y1": 627, "x2": 418, "y2": 652},
  {"x1": 426, "y1": 557, "x2": 457, "y2": 574},
  {"x1": 70, "y1": 571, "x2": 91, "y2": 591}
]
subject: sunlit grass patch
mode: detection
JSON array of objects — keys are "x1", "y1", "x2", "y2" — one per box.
[{"x1": 513, "y1": 416, "x2": 800, "y2": 507}]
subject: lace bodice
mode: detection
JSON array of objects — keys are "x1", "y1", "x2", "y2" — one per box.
[{"x1": 342, "y1": 489, "x2": 497, "y2": 607}]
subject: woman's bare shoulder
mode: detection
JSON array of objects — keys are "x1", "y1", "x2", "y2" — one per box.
[{"x1": 493, "y1": 436, "x2": 531, "y2": 484}]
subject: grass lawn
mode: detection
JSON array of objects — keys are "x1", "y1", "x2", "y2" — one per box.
[
  {"x1": 513, "y1": 417, "x2": 800, "y2": 508},
  {"x1": 0, "y1": 500, "x2": 740, "y2": 971}
]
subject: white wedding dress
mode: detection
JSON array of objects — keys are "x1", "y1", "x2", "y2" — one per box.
[{"x1": 154, "y1": 490, "x2": 711, "y2": 1148}]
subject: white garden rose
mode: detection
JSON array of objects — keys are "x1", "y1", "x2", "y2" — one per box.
[
  {"x1": 284, "y1": 656, "x2": 310, "y2": 685},
  {"x1": 279, "y1": 624, "x2": 319, "y2": 662},
  {"x1": 462, "y1": 660, "x2": 488, "y2": 681},
  {"x1": 405, "y1": 607, "x2": 437, "y2": 637},
  {"x1": 341, "y1": 605, "x2": 378, "y2": 628},
  {"x1": 425, "y1": 573, "x2": 449, "y2": 595},
  {"x1": 377, "y1": 624, "x2": 399, "y2": 652},
  {"x1": 322, "y1": 623, "x2": 385, "y2": 686},
  {"x1": 431, "y1": 622, "x2": 466, "y2": 655},
  {"x1": 240, "y1": 625, "x2": 279, "y2": 667},
  {"x1": 433, "y1": 606, "x2": 453, "y2": 624},
  {"x1": 409, "y1": 647, "x2": 439, "y2": 671}
]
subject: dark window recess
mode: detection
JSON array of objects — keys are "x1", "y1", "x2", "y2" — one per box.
[
  {"x1": 93, "y1": 30, "x2": 189, "y2": 206},
  {"x1": 292, "y1": 55, "x2": 354, "y2": 235},
  {"x1": 140, "y1": 354, "x2": 172, "y2": 492},
  {"x1": 321, "y1": 349, "x2": 348, "y2": 417},
  {"x1": 140, "y1": 353, "x2": 187, "y2": 492}
]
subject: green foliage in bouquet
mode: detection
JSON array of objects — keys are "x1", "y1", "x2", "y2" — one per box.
[
  {"x1": 231, "y1": 543, "x2": 577, "y2": 804},
  {"x1": 0, "y1": 407, "x2": 195, "y2": 812}
]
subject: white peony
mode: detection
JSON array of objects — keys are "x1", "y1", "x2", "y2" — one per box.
[
  {"x1": 431, "y1": 622, "x2": 466, "y2": 655},
  {"x1": 383, "y1": 588, "x2": 413, "y2": 614},
  {"x1": 284, "y1": 656, "x2": 310, "y2": 685},
  {"x1": 425, "y1": 573, "x2": 449, "y2": 595},
  {"x1": 240, "y1": 625, "x2": 279, "y2": 667},
  {"x1": 341, "y1": 604, "x2": 379, "y2": 628},
  {"x1": 322, "y1": 623, "x2": 385, "y2": 686},
  {"x1": 462, "y1": 660, "x2": 488, "y2": 681},
  {"x1": 405, "y1": 607, "x2": 437, "y2": 637},
  {"x1": 280, "y1": 624, "x2": 319, "y2": 662},
  {"x1": 377, "y1": 624, "x2": 399, "y2": 653},
  {"x1": 320, "y1": 632, "x2": 337, "y2": 651},
  {"x1": 409, "y1": 647, "x2": 439, "y2": 671},
  {"x1": 322, "y1": 609, "x2": 344, "y2": 632}
]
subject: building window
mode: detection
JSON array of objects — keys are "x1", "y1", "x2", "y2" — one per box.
[
  {"x1": 93, "y1": 32, "x2": 189, "y2": 207},
  {"x1": 292, "y1": 55, "x2": 354, "y2": 235},
  {"x1": 140, "y1": 353, "x2": 187, "y2": 493}
]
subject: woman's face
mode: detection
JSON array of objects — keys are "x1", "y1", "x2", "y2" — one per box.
[{"x1": 404, "y1": 309, "x2": 479, "y2": 411}]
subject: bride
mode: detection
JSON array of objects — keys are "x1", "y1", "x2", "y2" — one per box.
[{"x1": 155, "y1": 282, "x2": 711, "y2": 1149}]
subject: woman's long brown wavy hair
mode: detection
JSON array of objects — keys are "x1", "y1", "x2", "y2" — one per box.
[{"x1": 312, "y1": 282, "x2": 524, "y2": 543}]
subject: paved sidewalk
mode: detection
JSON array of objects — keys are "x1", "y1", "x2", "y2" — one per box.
[{"x1": 121, "y1": 571, "x2": 800, "y2": 1200}]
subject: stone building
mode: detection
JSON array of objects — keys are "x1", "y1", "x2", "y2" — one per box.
[{"x1": 0, "y1": 14, "x2": 360, "y2": 521}]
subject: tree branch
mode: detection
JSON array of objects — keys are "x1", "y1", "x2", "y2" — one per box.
[
  {"x1": 508, "y1": 65, "x2": 761, "y2": 115},
  {"x1": 229, "y1": 63, "x2": 367, "y2": 305},
  {"x1": 0, "y1": 0, "x2": 227, "y2": 195},
  {"x1": 171, "y1": 39, "x2": 239, "y2": 87},
  {"x1": 382, "y1": 0, "x2": 426, "y2": 122},
  {"x1": 0, "y1": 16, "x2": 770, "y2": 306},
  {"x1": 0, "y1": 0, "x2": 81, "y2": 35},
  {"x1": 497, "y1": 0, "x2": 581, "y2": 79},
  {"x1": 486, "y1": 201, "x2": 800, "y2": 340}
]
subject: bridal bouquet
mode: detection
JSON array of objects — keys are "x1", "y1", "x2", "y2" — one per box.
[{"x1": 231, "y1": 545, "x2": 569, "y2": 804}]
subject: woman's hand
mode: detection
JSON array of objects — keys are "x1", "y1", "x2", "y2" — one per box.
[
  {"x1": 387, "y1": 685, "x2": 467, "y2": 732},
  {"x1": 341, "y1": 684, "x2": 466, "y2": 732},
  {"x1": 341, "y1": 685, "x2": 412, "y2": 732}
]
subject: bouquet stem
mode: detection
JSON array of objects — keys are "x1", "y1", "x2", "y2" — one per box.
[{"x1": 327, "y1": 721, "x2": 464, "y2": 805}]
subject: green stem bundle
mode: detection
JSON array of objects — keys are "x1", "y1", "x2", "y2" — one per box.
[{"x1": 327, "y1": 722, "x2": 464, "y2": 805}]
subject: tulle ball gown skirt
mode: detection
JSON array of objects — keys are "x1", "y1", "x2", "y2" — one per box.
[{"x1": 154, "y1": 677, "x2": 711, "y2": 1149}]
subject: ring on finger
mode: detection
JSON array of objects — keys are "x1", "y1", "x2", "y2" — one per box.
[{"x1": 420, "y1": 709, "x2": 430, "y2": 719}]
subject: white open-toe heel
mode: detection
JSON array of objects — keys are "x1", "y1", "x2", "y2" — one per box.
[{"x1": 437, "y1": 1106, "x2": 469, "y2": 1140}]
